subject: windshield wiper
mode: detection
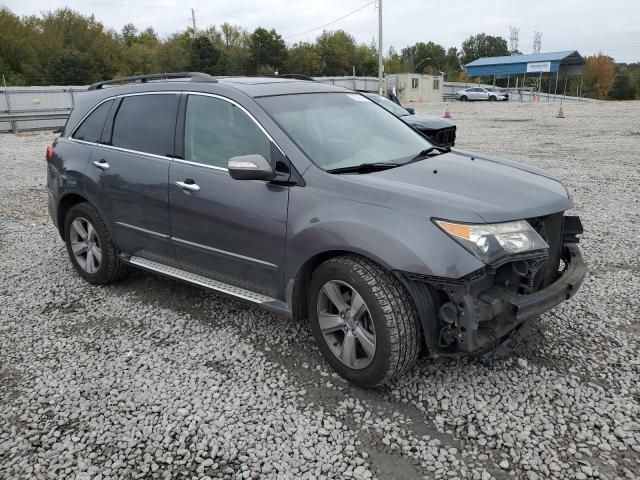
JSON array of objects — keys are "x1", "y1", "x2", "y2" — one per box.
[
  {"x1": 327, "y1": 162, "x2": 402, "y2": 174},
  {"x1": 406, "y1": 146, "x2": 451, "y2": 163}
]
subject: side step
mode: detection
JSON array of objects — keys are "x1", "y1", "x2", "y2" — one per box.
[{"x1": 128, "y1": 256, "x2": 286, "y2": 308}]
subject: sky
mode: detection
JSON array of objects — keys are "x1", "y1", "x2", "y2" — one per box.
[{"x1": 4, "y1": 0, "x2": 640, "y2": 63}]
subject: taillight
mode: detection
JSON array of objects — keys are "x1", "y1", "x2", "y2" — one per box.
[{"x1": 45, "y1": 145, "x2": 53, "y2": 162}]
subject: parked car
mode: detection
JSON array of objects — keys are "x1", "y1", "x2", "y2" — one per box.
[
  {"x1": 456, "y1": 87, "x2": 508, "y2": 101},
  {"x1": 47, "y1": 72, "x2": 585, "y2": 388},
  {"x1": 360, "y1": 92, "x2": 456, "y2": 147}
]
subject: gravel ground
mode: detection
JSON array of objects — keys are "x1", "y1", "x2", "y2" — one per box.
[{"x1": 1, "y1": 100, "x2": 639, "y2": 480}]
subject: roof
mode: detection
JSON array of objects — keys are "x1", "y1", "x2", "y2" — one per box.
[
  {"x1": 217, "y1": 76, "x2": 347, "y2": 97},
  {"x1": 85, "y1": 75, "x2": 347, "y2": 98},
  {"x1": 464, "y1": 51, "x2": 583, "y2": 77}
]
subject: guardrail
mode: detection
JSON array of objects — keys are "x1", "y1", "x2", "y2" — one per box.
[
  {"x1": 0, "y1": 110, "x2": 71, "y2": 133},
  {"x1": 1, "y1": 86, "x2": 85, "y2": 133}
]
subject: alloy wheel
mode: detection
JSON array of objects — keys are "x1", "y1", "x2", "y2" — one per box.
[
  {"x1": 316, "y1": 280, "x2": 376, "y2": 369},
  {"x1": 69, "y1": 217, "x2": 102, "y2": 274}
]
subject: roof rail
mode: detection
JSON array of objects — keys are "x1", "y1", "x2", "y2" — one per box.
[{"x1": 88, "y1": 72, "x2": 217, "y2": 90}]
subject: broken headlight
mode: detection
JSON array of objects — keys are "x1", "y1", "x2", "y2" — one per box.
[{"x1": 434, "y1": 219, "x2": 549, "y2": 264}]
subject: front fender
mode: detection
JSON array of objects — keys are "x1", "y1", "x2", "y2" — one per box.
[{"x1": 285, "y1": 184, "x2": 485, "y2": 288}]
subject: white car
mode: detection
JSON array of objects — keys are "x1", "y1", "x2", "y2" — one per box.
[{"x1": 456, "y1": 87, "x2": 507, "y2": 102}]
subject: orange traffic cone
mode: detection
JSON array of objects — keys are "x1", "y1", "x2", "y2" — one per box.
[
  {"x1": 556, "y1": 103, "x2": 565, "y2": 119},
  {"x1": 443, "y1": 105, "x2": 452, "y2": 119}
]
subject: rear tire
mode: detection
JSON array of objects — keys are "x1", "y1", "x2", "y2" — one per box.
[
  {"x1": 64, "y1": 203, "x2": 128, "y2": 285},
  {"x1": 308, "y1": 255, "x2": 420, "y2": 388}
]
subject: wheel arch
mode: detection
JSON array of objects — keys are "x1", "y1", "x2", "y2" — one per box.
[
  {"x1": 289, "y1": 248, "x2": 444, "y2": 357},
  {"x1": 57, "y1": 192, "x2": 90, "y2": 239},
  {"x1": 289, "y1": 249, "x2": 394, "y2": 322}
]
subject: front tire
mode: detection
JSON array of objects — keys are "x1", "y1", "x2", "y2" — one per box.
[
  {"x1": 308, "y1": 255, "x2": 420, "y2": 388},
  {"x1": 64, "y1": 203, "x2": 128, "y2": 284},
  {"x1": 489, "y1": 95, "x2": 497, "y2": 101},
  {"x1": 459, "y1": 95, "x2": 468, "y2": 101}
]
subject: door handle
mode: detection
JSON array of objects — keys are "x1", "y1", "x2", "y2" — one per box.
[
  {"x1": 175, "y1": 180, "x2": 200, "y2": 192},
  {"x1": 92, "y1": 159, "x2": 109, "y2": 170}
]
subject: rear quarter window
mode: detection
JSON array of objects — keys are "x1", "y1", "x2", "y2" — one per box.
[
  {"x1": 72, "y1": 99, "x2": 114, "y2": 143},
  {"x1": 110, "y1": 94, "x2": 180, "y2": 157}
]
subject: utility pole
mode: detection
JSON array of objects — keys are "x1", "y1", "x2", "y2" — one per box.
[
  {"x1": 191, "y1": 8, "x2": 197, "y2": 37},
  {"x1": 377, "y1": 0, "x2": 383, "y2": 95}
]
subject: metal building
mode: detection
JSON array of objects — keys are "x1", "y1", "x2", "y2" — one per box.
[
  {"x1": 464, "y1": 51, "x2": 584, "y2": 98},
  {"x1": 386, "y1": 73, "x2": 443, "y2": 103}
]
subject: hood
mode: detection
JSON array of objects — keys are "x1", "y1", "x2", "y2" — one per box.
[
  {"x1": 341, "y1": 150, "x2": 571, "y2": 223},
  {"x1": 402, "y1": 114, "x2": 454, "y2": 130}
]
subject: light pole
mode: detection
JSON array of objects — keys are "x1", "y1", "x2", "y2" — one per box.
[
  {"x1": 414, "y1": 57, "x2": 431, "y2": 72},
  {"x1": 378, "y1": 0, "x2": 383, "y2": 94}
]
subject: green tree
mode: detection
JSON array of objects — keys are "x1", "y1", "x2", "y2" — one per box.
[
  {"x1": 35, "y1": 8, "x2": 121, "y2": 82},
  {"x1": 316, "y1": 30, "x2": 359, "y2": 76},
  {"x1": 47, "y1": 48, "x2": 94, "y2": 84},
  {"x1": 0, "y1": 7, "x2": 42, "y2": 84},
  {"x1": 156, "y1": 32, "x2": 191, "y2": 73},
  {"x1": 384, "y1": 46, "x2": 405, "y2": 74},
  {"x1": 444, "y1": 47, "x2": 461, "y2": 79},
  {"x1": 400, "y1": 41, "x2": 447, "y2": 73},
  {"x1": 219, "y1": 23, "x2": 251, "y2": 74},
  {"x1": 283, "y1": 42, "x2": 325, "y2": 75},
  {"x1": 460, "y1": 33, "x2": 509, "y2": 65},
  {"x1": 190, "y1": 36, "x2": 223, "y2": 75},
  {"x1": 250, "y1": 27, "x2": 286, "y2": 72},
  {"x1": 611, "y1": 74, "x2": 636, "y2": 100},
  {"x1": 121, "y1": 23, "x2": 138, "y2": 47}
]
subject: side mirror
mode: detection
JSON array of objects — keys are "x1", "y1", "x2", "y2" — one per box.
[
  {"x1": 404, "y1": 107, "x2": 415, "y2": 115},
  {"x1": 228, "y1": 154, "x2": 275, "y2": 181}
]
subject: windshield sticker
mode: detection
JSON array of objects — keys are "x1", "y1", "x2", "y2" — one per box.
[{"x1": 346, "y1": 94, "x2": 368, "y2": 101}]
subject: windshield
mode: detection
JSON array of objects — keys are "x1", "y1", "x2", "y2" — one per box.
[
  {"x1": 257, "y1": 93, "x2": 432, "y2": 171},
  {"x1": 364, "y1": 93, "x2": 410, "y2": 117}
]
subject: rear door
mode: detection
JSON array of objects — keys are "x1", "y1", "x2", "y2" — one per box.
[
  {"x1": 168, "y1": 93, "x2": 289, "y2": 299},
  {"x1": 83, "y1": 93, "x2": 180, "y2": 264}
]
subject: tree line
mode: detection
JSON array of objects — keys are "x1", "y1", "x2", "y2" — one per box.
[{"x1": 0, "y1": 7, "x2": 638, "y2": 100}]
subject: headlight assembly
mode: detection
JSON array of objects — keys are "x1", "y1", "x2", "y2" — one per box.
[{"x1": 434, "y1": 219, "x2": 548, "y2": 264}]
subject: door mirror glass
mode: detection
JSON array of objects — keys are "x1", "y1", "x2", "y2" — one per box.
[
  {"x1": 228, "y1": 154, "x2": 275, "y2": 181},
  {"x1": 404, "y1": 107, "x2": 415, "y2": 115}
]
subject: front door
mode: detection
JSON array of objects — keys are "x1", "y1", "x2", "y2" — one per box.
[
  {"x1": 83, "y1": 93, "x2": 180, "y2": 264},
  {"x1": 168, "y1": 93, "x2": 289, "y2": 299}
]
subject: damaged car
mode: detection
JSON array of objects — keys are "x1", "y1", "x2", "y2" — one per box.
[
  {"x1": 47, "y1": 73, "x2": 585, "y2": 388},
  {"x1": 361, "y1": 91, "x2": 456, "y2": 147}
]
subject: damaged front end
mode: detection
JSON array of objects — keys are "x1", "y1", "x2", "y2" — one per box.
[{"x1": 399, "y1": 214, "x2": 586, "y2": 357}]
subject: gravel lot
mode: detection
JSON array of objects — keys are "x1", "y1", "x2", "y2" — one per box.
[{"x1": 1, "y1": 100, "x2": 639, "y2": 480}]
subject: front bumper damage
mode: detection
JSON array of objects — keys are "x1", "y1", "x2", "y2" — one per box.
[{"x1": 398, "y1": 215, "x2": 586, "y2": 357}]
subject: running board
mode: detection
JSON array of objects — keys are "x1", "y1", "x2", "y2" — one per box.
[{"x1": 128, "y1": 256, "x2": 287, "y2": 309}]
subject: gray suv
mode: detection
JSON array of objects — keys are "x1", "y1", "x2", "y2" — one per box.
[{"x1": 47, "y1": 72, "x2": 585, "y2": 388}]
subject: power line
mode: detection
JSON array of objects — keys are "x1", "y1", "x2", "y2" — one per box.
[{"x1": 284, "y1": 1, "x2": 375, "y2": 40}]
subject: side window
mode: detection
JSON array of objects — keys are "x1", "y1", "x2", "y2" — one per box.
[
  {"x1": 72, "y1": 100, "x2": 114, "y2": 142},
  {"x1": 433, "y1": 79, "x2": 440, "y2": 90},
  {"x1": 184, "y1": 95, "x2": 271, "y2": 169},
  {"x1": 111, "y1": 94, "x2": 180, "y2": 156},
  {"x1": 411, "y1": 78, "x2": 419, "y2": 89}
]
